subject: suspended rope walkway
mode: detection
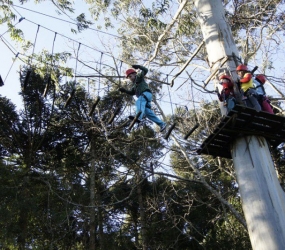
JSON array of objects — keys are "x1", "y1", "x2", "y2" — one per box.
[{"x1": 1, "y1": 5, "x2": 285, "y2": 152}]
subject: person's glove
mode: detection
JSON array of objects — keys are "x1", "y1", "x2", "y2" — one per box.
[
  {"x1": 119, "y1": 87, "x2": 126, "y2": 93},
  {"x1": 132, "y1": 65, "x2": 140, "y2": 69}
]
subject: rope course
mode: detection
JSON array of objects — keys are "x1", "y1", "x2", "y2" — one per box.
[
  {"x1": 0, "y1": 5, "x2": 282, "y2": 217},
  {"x1": 23, "y1": 24, "x2": 40, "y2": 91},
  {"x1": 74, "y1": 43, "x2": 81, "y2": 80},
  {"x1": 1, "y1": 5, "x2": 285, "y2": 220},
  {"x1": 98, "y1": 52, "x2": 103, "y2": 96},
  {"x1": 63, "y1": 42, "x2": 81, "y2": 107},
  {"x1": 1, "y1": 8, "x2": 285, "y2": 220},
  {"x1": 2, "y1": 5, "x2": 201, "y2": 89},
  {"x1": 128, "y1": 111, "x2": 142, "y2": 130},
  {"x1": 3, "y1": 52, "x2": 19, "y2": 82},
  {"x1": 4, "y1": 3, "x2": 284, "y2": 103},
  {"x1": 183, "y1": 81, "x2": 200, "y2": 140},
  {"x1": 12, "y1": 4, "x2": 123, "y2": 39},
  {"x1": 88, "y1": 96, "x2": 101, "y2": 117},
  {"x1": 0, "y1": 32, "x2": 235, "y2": 147},
  {"x1": 0, "y1": 16, "x2": 26, "y2": 86},
  {"x1": 2, "y1": 3, "x2": 283, "y2": 150},
  {"x1": 64, "y1": 88, "x2": 75, "y2": 108},
  {"x1": 164, "y1": 76, "x2": 176, "y2": 140},
  {"x1": 0, "y1": 14, "x2": 211, "y2": 134},
  {"x1": 43, "y1": 31, "x2": 57, "y2": 97}
]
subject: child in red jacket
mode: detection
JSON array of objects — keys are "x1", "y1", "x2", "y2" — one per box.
[
  {"x1": 236, "y1": 64, "x2": 261, "y2": 111},
  {"x1": 253, "y1": 74, "x2": 274, "y2": 114},
  {"x1": 217, "y1": 74, "x2": 236, "y2": 113}
]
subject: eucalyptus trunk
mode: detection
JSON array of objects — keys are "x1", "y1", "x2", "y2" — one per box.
[{"x1": 90, "y1": 141, "x2": 97, "y2": 250}]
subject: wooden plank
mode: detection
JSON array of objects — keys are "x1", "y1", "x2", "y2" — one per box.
[
  {"x1": 222, "y1": 128, "x2": 284, "y2": 141},
  {"x1": 231, "y1": 106, "x2": 285, "y2": 128},
  {"x1": 209, "y1": 139, "x2": 228, "y2": 146},
  {"x1": 199, "y1": 113, "x2": 235, "y2": 148},
  {"x1": 197, "y1": 145, "x2": 231, "y2": 159},
  {"x1": 227, "y1": 114, "x2": 283, "y2": 133},
  {"x1": 231, "y1": 113, "x2": 280, "y2": 128},
  {"x1": 197, "y1": 105, "x2": 285, "y2": 159},
  {"x1": 233, "y1": 105, "x2": 284, "y2": 122}
]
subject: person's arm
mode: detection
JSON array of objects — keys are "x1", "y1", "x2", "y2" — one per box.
[
  {"x1": 240, "y1": 73, "x2": 252, "y2": 83},
  {"x1": 216, "y1": 87, "x2": 223, "y2": 101},
  {"x1": 132, "y1": 65, "x2": 148, "y2": 77},
  {"x1": 124, "y1": 87, "x2": 135, "y2": 95},
  {"x1": 119, "y1": 87, "x2": 135, "y2": 95}
]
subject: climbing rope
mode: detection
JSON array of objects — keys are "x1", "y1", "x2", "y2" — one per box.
[
  {"x1": 74, "y1": 43, "x2": 81, "y2": 80},
  {"x1": 23, "y1": 24, "x2": 40, "y2": 90},
  {"x1": 164, "y1": 75, "x2": 176, "y2": 140},
  {"x1": 184, "y1": 81, "x2": 199, "y2": 140},
  {"x1": 43, "y1": 32, "x2": 57, "y2": 97}
]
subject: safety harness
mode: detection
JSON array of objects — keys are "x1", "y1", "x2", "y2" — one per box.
[{"x1": 141, "y1": 91, "x2": 152, "y2": 109}]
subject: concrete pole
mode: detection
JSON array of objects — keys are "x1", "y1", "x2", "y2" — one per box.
[{"x1": 194, "y1": 0, "x2": 285, "y2": 249}]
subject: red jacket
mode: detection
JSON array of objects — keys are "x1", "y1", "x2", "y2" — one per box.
[
  {"x1": 218, "y1": 81, "x2": 235, "y2": 101},
  {"x1": 240, "y1": 73, "x2": 253, "y2": 92}
]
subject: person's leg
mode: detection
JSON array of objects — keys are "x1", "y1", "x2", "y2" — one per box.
[
  {"x1": 262, "y1": 96, "x2": 274, "y2": 114},
  {"x1": 226, "y1": 96, "x2": 236, "y2": 112},
  {"x1": 143, "y1": 92, "x2": 166, "y2": 129},
  {"x1": 247, "y1": 95, "x2": 261, "y2": 111},
  {"x1": 136, "y1": 95, "x2": 146, "y2": 120},
  {"x1": 245, "y1": 89, "x2": 261, "y2": 111},
  {"x1": 247, "y1": 89, "x2": 261, "y2": 112},
  {"x1": 145, "y1": 108, "x2": 164, "y2": 126}
]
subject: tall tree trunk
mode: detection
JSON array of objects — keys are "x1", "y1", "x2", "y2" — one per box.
[
  {"x1": 136, "y1": 168, "x2": 148, "y2": 250},
  {"x1": 17, "y1": 180, "x2": 29, "y2": 250},
  {"x1": 90, "y1": 141, "x2": 96, "y2": 250},
  {"x1": 194, "y1": 0, "x2": 285, "y2": 249},
  {"x1": 96, "y1": 172, "x2": 105, "y2": 250},
  {"x1": 232, "y1": 136, "x2": 285, "y2": 249},
  {"x1": 17, "y1": 203, "x2": 28, "y2": 249}
]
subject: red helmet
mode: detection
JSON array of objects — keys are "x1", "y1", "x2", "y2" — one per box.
[
  {"x1": 219, "y1": 74, "x2": 232, "y2": 82},
  {"x1": 125, "y1": 68, "x2": 136, "y2": 78},
  {"x1": 255, "y1": 74, "x2": 266, "y2": 84},
  {"x1": 236, "y1": 64, "x2": 248, "y2": 71}
]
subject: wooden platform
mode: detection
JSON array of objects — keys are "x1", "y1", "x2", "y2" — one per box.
[{"x1": 197, "y1": 105, "x2": 285, "y2": 159}]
